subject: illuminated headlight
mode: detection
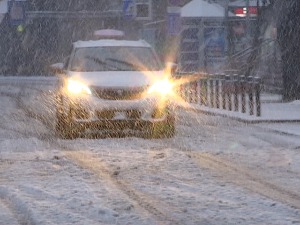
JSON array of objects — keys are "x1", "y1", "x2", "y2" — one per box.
[
  {"x1": 148, "y1": 79, "x2": 174, "y2": 96},
  {"x1": 67, "y1": 79, "x2": 92, "y2": 95}
]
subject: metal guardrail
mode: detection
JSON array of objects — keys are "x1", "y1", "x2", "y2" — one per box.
[{"x1": 176, "y1": 73, "x2": 262, "y2": 117}]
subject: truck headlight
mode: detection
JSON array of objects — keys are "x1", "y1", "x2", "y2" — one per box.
[
  {"x1": 67, "y1": 79, "x2": 92, "y2": 95},
  {"x1": 147, "y1": 78, "x2": 174, "y2": 96}
]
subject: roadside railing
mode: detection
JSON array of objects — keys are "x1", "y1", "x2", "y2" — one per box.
[{"x1": 176, "y1": 73, "x2": 262, "y2": 117}]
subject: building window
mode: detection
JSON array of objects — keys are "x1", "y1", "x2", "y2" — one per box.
[{"x1": 135, "y1": 0, "x2": 152, "y2": 20}]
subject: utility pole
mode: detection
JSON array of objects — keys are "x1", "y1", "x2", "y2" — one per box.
[
  {"x1": 224, "y1": 0, "x2": 230, "y2": 66},
  {"x1": 224, "y1": 0, "x2": 229, "y2": 30},
  {"x1": 246, "y1": 0, "x2": 250, "y2": 40},
  {"x1": 245, "y1": 0, "x2": 262, "y2": 77}
]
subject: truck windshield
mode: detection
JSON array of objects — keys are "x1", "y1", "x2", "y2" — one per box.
[{"x1": 70, "y1": 46, "x2": 163, "y2": 72}]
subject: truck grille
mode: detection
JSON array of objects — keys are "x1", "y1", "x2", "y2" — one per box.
[{"x1": 91, "y1": 86, "x2": 147, "y2": 100}]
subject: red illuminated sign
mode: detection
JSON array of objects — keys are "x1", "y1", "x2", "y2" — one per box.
[
  {"x1": 234, "y1": 7, "x2": 257, "y2": 15},
  {"x1": 249, "y1": 7, "x2": 257, "y2": 14},
  {"x1": 234, "y1": 8, "x2": 244, "y2": 15}
]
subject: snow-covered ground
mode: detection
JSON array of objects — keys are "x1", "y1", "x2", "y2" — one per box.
[{"x1": 0, "y1": 77, "x2": 300, "y2": 225}]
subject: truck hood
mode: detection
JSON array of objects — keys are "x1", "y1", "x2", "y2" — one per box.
[{"x1": 67, "y1": 71, "x2": 164, "y2": 88}]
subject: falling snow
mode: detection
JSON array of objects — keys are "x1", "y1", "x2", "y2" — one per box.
[
  {"x1": 0, "y1": 77, "x2": 299, "y2": 224},
  {"x1": 1, "y1": 0, "x2": 300, "y2": 224}
]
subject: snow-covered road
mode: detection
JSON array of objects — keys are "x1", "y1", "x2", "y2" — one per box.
[{"x1": 0, "y1": 77, "x2": 300, "y2": 224}]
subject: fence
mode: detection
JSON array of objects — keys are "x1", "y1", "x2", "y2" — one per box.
[{"x1": 176, "y1": 73, "x2": 262, "y2": 117}]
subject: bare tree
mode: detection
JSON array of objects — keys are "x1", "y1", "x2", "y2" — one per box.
[{"x1": 275, "y1": 0, "x2": 300, "y2": 101}]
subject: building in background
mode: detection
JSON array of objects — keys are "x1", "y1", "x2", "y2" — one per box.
[
  {"x1": 0, "y1": 0, "x2": 8, "y2": 23},
  {"x1": 179, "y1": 0, "x2": 231, "y2": 73},
  {"x1": 0, "y1": 0, "x2": 275, "y2": 76},
  {"x1": 0, "y1": 0, "x2": 124, "y2": 75}
]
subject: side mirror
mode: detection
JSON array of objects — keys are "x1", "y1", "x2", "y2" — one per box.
[{"x1": 50, "y1": 63, "x2": 64, "y2": 74}]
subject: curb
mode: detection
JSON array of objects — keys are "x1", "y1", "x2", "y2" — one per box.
[{"x1": 181, "y1": 105, "x2": 300, "y2": 124}]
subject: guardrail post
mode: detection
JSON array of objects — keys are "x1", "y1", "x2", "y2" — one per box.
[
  {"x1": 221, "y1": 75, "x2": 226, "y2": 109},
  {"x1": 196, "y1": 79, "x2": 201, "y2": 104},
  {"x1": 201, "y1": 77, "x2": 208, "y2": 106},
  {"x1": 215, "y1": 75, "x2": 220, "y2": 109},
  {"x1": 233, "y1": 74, "x2": 239, "y2": 112},
  {"x1": 240, "y1": 75, "x2": 246, "y2": 113},
  {"x1": 185, "y1": 83, "x2": 191, "y2": 103},
  {"x1": 247, "y1": 76, "x2": 254, "y2": 115},
  {"x1": 182, "y1": 83, "x2": 187, "y2": 101},
  {"x1": 254, "y1": 77, "x2": 261, "y2": 117},
  {"x1": 178, "y1": 82, "x2": 183, "y2": 99},
  {"x1": 191, "y1": 80, "x2": 195, "y2": 103},
  {"x1": 181, "y1": 83, "x2": 185, "y2": 101},
  {"x1": 199, "y1": 79, "x2": 204, "y2": 105},
  {"x1": 225, "y1": 75, "x2": 232, "y2": 111},
  {"x1": 209, "y1": 77, "x2": 214, "y2": 108}
]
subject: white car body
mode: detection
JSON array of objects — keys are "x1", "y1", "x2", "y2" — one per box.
[{"x1": 54, "y1": 37, "x2": 176, "y2": 138}]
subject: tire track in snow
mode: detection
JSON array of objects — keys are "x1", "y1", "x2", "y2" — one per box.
[
  {"x1": 64, "y1": 150, "x2": 181, "y2": 225},
  {"x1": 1, "y1": 79, "x2": 57, "y2": 136},
  {"x1": 0, "y1": 187, "x2": 39, "y2": 225},
  {"x1": 0, "y1": 80, "x2": 182, "y2": 223},
  {"x1": 0, "y1": 78, "x2": 56, "y2": 130},
  {"x1": 0, "y1": 81, "x2": 52, "y2": 225},
  {"x1": 170, "y1": 110, "x2": 300, "y2": 209},
  {"x1": 14, "y1": 80, "x2": 300, "y2": 212},
  {"x1": 188, "y1": 152, "x2": 300, "y2": 209},
  {"x1": 16, "y1": 90, "x2": 56, "y2": 134},
  {"x1": 3, "y1": 78, "x2": 300, "y2": 219},
  {"x1": 0, "y1": 89, "x2": 55, "y2": 140}
]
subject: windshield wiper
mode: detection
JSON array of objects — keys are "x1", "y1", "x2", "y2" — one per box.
[
  {"x1": 85, "y1": 56, "x2": 122, "y2": 71},
  {"x1": 106, "y1": 58, "x2": 142, "y2": 71}
]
